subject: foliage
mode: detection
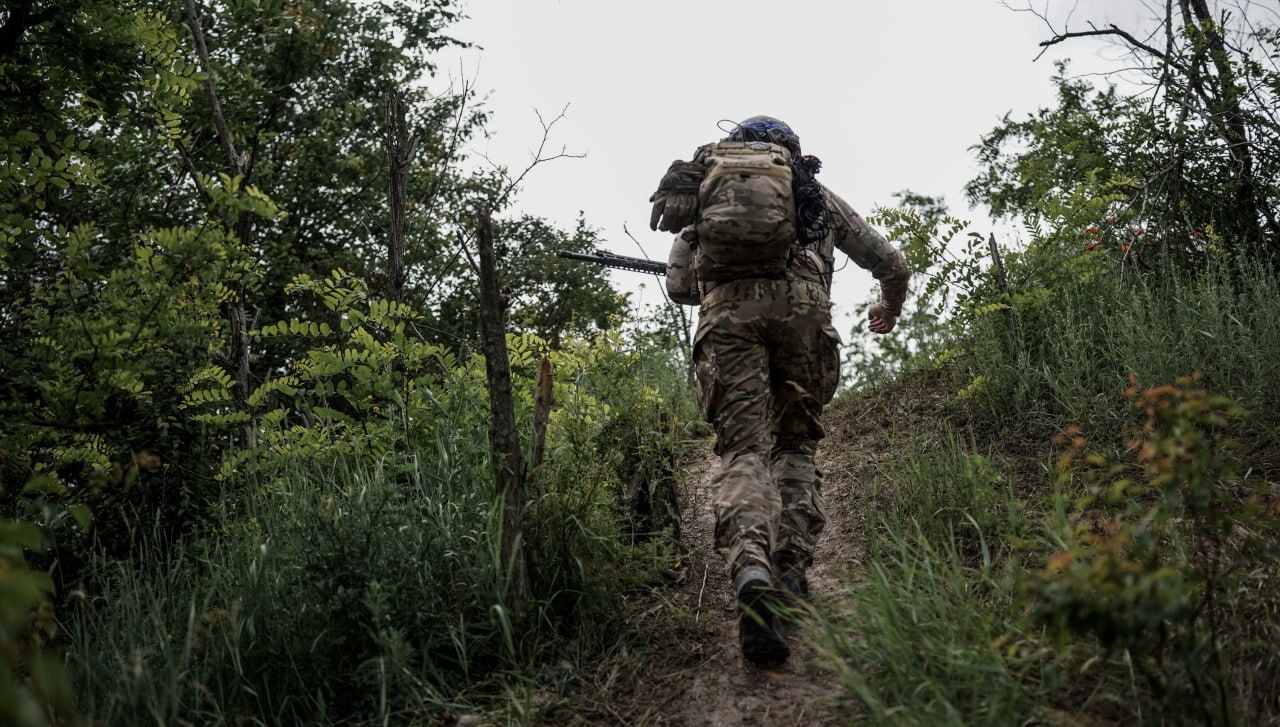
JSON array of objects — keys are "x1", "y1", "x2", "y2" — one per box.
[
  {"x1": 161, "y1": 0, "x2": 487, "y2": 360},
  {"x1": 0, "y1": 522, "x2": 77, "y2": 727},
  {"x1": 181, "y1": 267, "x2": 650, "y2": 483},
  {"x1": 158, "y1": 0, "x2": 627, "y2": 362},
  {"x1": 817, "y1": 9, "x2": 1280, "y2": 714},
  {"x1": 2, "y1": 2, "x2": 638, "y2": 723},
  {"x1": 816, "y1": 364, "x2": 1280, "y2": 725},
  {"x1": 1, "y1": 6, "x2": 219, "y2": 722},
  {"x1": 1, "y1": 3, "x2": 212, "y2": 481},
  {"x1": 845, "y1": 191, "x2": 989, "y2": 390},
  {"x1": 968, "y1": 21, "x2": 1280, "y2": 267},
  {"x1": 1, "y1": 0, "x2": 618, "y2": 503},
  {"x1": 1, "y1": 0, "x2": 627, "y2": 509},
  {"x1": 498, "y1": 215, "x2": 630, "y2": 345},
  {"x1": 70, "y1": 305, "x2": 691, "y2": 724},
  {"x1": 817, "y1": 184, "x2": 1280, "y2": 726},
  {"x1": 864, "y1": 169, "x2": 1280, "y2": 451},
  {"x1": 186, "y1": 267, "x2": 444, "y2": 478},
  {"x1": 1028, "y1": 375, "x2": 1278, "y2": 725},
  {"x1": 960, "y1": 224, "x2": 1280, "y2": 452},
  {"x1": 967, "y1": 69, "x2": 1149, "y2": 231}
]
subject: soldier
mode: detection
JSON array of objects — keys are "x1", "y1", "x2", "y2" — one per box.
[{"x1": 651, "y1": 115, "x2": 909, "y2": 664}]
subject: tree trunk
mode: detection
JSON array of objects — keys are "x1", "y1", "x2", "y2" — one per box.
[
  {"x1": 185, "y1": 0, "x2": 256, "y2": 449},
  {"x1": 385, "y1": 90, "x2": 410, "y2": 303},
  {"x1": 1178, "y1": 0, "x2": 1280, "y2": 250},
  {"x1": 475, "y1": 205, "x2": 530, "y2": 609}
]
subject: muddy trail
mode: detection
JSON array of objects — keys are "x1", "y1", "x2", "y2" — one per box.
[{"x1": 562, "y1": 387, "x2": 921, "y2": 727}]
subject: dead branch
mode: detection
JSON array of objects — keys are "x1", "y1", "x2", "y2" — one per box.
[
  {"x1": 475, "y1": 204, "x2": 531, "y2": 610},
  {"x1": 386, "y1": 89, "x2": 412, "y2": 303},
  {"x1": 1035, "y1": 24, "x2": 1170, "y2": 62},
  {"x1": 477, "y1": 102, "x2": 586, "y2": 211}
]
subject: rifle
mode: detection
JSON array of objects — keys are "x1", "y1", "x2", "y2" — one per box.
[{"x1": 556, "y1": 249, "x2": 666, "y2": 276}]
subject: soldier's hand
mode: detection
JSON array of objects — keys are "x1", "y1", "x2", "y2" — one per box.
[
  {"x1": 868, "y1": 303, "x2": 897, "y2": 334},
  {"x1": 648, "y1": 160, "x2": 704, "y2": 232},
  {"x1": 649, "y1": 191, "x2": 698, "y2": 232}
]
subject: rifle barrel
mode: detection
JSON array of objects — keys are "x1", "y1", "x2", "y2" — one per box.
[{"x1": 556, "y1": 249, "x2": 666, "y2": 276}]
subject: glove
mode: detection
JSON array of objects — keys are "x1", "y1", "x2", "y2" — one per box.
[
  {"x1": 648, "y1": 160, "x2": 704, "y2": 232},
  {"x1": 650, "y1": 191, "x2": 697, "y2": 233}
]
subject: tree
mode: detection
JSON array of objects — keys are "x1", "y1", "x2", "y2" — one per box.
[
  {"x1": 0, "y1": 4, "x2": 229, "y2": 721},
  {"x1": 0, "y1": 0, "x2": 231, "y2": 518},
  {"x1": 117, "y1": 1, "x2": 488, "y2": 373},
  {"x1": 424, "y1": 213, "x2": 629, "y2": 346},
  {"x1": 971, "y1": 1, "x2": 1280, "y2": 266},
  {"x1": 3, "y1": 0, "x2": 631, "y2": 544}
]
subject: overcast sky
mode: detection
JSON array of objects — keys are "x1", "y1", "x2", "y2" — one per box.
[{"x1": 438, "y1": 0, "x2": 1164, "y2": 338}]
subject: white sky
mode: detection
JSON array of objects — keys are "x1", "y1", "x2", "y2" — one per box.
[{"x1": 439, "y1": 0, "x2": 1159, "y2": 339}]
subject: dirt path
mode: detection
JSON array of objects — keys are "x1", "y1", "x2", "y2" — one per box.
[
  {"x1": 579, "y1": 385, "x2": 922, "y2": 727},
  {"x1": 543, "y1": 379, "x2": 947, "y2": 726},
  {"x1": 596, "y1": 432, "x2": 874, "y2": 727}
]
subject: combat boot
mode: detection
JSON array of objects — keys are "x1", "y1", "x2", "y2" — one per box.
[
  {"x1": 772, "y1": 549, "x2": 810, "y2": 604},
  {"x1": 734, "y1": 563, "x2": 790, "y2": 665}
]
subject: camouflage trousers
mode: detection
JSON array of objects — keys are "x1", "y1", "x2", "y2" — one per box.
[{"x1": 693, "y1": 279, "x2": 841, "y2": 577}]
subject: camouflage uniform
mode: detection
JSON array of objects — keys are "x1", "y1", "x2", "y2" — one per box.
[{"x1": 669, "y1": 187, "x2": 909, "y2": 577}]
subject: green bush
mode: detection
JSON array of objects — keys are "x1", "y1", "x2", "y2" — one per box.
[
  {"x1": 1026, "y1": 376, "x2": 1280, "y2": 725},
  {"x1": 67, "y1": 293, "x2": 693, "y2": 724}
]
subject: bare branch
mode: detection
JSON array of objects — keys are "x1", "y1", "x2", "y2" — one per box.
[
  {"x1": 415, "y1": 60, "x2": 480, "y2": 223},
  {"x1": 455, "y1": 227, "x2": 480, "y2": 276},
  {"x1": 386, "y1": 90, "x2": 411, "y2": 303},
  {"x1": 1000, "y1": 0, "x2": 1058, "y2": 36},
  {"x1": 173, "y1": 138, "x2": 212, "y2": 206},
  {"x1": 183, "y1": 0, "x2": 243, "y2": 175},
  {"x1": 481, "y1": 102, "x2": 586, "y2": 211},
  {"x1": 623, "y1": 222, "x2": 694, "y2": 373},
  {"x1": 1035, "y1": 24, "x2": 1170, "y2": 62}
]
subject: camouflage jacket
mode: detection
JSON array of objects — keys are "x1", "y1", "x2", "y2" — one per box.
[{"x1": 666, "y1": 185, "x2": 910, "y2": 316}]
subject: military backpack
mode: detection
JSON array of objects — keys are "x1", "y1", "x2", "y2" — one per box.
[{"x1": 692, "y1": 140, "x2": 798, "y2": 282}]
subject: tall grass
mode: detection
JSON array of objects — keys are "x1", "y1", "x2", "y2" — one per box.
[
  {"x1": 818, "y1": 533, "x2": 1043, "y2": 726},
  {"x1": 969, "y1": 253, "x2": 1280, "y2": 449},
  {"x1": 815, "y1": 251, "x2": 1280, "y2": 725},
  {"x1": 816, "y1": 438, "x2": 1072, "y2": 726},
  {"x1": 68, "y1": 332, "x2": 694, "y2": 725},
  {"x1": 73, "y1": 455, "x2": 512, "y2": 724}
]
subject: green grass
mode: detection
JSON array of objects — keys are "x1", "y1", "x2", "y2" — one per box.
[
  {"x1": 72, "y1": 456, "x2": 511, "y2": 725},
  {"x1": 814, "y1": 436, "x2": 1066, "y2": 726},
  {"x1": 969, "y1": 253, "x2": 1280, "y2": 452},
  {"x1": 814, "y1": 251, "x2": 1280, "y2": 725},
  {"x1": 67, "y1": 333, "x2": 694, "y2": 726},
  {"x1": 817, "y1": 532, "x2": 1045, "y2": 726}
]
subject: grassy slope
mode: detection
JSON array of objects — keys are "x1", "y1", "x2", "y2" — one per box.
[
  {"x1": 59, "y1": 253, "x2": 1280, "y2": 726},
  {"x1": 65, "y1": 335, "x2": 695, "y2": 726},
  {"x1": 809, "y1": 255, "x2": 1280, "y2": 726},
  {"x1": 537, "y1": 253, "x2": 1280, "y2": 727}
]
